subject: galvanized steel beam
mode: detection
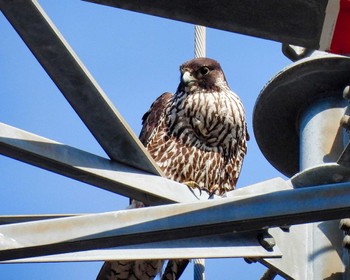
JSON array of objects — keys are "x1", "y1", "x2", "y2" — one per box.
[
  {"x1": 0, "y1": 215, "x2": 78, "y2": 225},
  {"x1": 0, "y1": 122, "x2": 201, "y2": 205},
  {"x1": 1, "y1": 233, "x2": 281, "y2": 263},
  {"x1": 83, "y1": 0, "x2": 328, "y2": 50},
  {"x1": 0, "y1": 177, "x2": 288, "y2": 225},
  {"x1": 0, "y1": 0, "x2": 161, "y2": 175},
  {"x1": 1, "y1": 180, "x2": 350, "y2": 261}
]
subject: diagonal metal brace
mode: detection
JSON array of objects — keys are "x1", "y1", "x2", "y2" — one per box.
[
  {"x1": 0, "y1": 122, "x2": 202, "y2": 205},
  {"x1": 0, "y1": 0, "x2": 160, "y2": 175}
]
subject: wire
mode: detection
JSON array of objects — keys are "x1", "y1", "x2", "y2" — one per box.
[
  {"x1": 194, "y1": 25, "x2": 206, "y2": 58},
  {"x1": 194, "y1": 258, "x2": 205, "y2": 280}
]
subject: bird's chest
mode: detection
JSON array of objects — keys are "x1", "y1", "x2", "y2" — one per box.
[{"x1": 167, "y1": 91, "x2": 243, "y2": 146}]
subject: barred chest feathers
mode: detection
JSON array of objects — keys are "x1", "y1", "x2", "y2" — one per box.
[
  {"x1": 142, "y1": 57, "x2": 248, "y2": 193},
  {"x1": 167, "y1": 89, "x2": 245, "y2": 153}
]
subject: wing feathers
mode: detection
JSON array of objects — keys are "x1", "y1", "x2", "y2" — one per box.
[{"x1": 139, "y1": 92, "x2": 173, "y2": 146}]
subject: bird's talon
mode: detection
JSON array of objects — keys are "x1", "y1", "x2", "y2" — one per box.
[
  {"x1": 208, "y1": 184, "x2": 222, "y2": 198},
  {"x1": 184, "y1": 181, "x2": 202, "y2": 195}
]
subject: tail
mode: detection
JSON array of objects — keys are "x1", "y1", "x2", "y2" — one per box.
[
  {"x1": 97, "y1": 259, "x2": 164, "y2": 280},
  {"x1": 96, "y1": 200, "x2": 164, "y2": 280},
  {"x1": 161, "y1": 259, "x2": 189, "y2": 280}
]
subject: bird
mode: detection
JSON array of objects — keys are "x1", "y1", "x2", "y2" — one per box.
[
  {"x1": 96, "y1": 57, "x2": 249, "y2": 280},
  {"x1": 140, "y1": 57, "x2": 248, "y2": 195}
]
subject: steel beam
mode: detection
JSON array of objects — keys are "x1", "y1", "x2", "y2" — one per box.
[
  {"x1": 1, "y1": 180, "x2": 350, "y2": 261},
  {"x1": 83, "y1": 0, "x2": 329, "y2": 50},
  {"x1": 0, "y1": 0, "x2": 160, "y2": 175},
  {"x1": 0, "y1": 122, "x2": 201, "y2": 205},
  {"x1": 0, "y1": 177, "x2": 288, "y2": 225},
  {"x1": 0, "y1": 215, "x2": 78, "y2": 225},
  {"x1": 226, "y1": 177, "x2": 292, "y2": 198},
  {"x1": 0, "y1": 122, "x2": 291, "y2": 206},
  {"x1": 1, "y1": 233, "x2": 281, "y2": 263}
]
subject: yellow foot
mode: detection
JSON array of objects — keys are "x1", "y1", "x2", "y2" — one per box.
[
  {"x1": 183, "y1": 181, "x2": 200, "y2": 189},
  {"x1": 183, "y1": 182, "x2": 222, "y2": 198},
  {"x1": 183, "y1": 181, "x2": 206, "y2": 196}
]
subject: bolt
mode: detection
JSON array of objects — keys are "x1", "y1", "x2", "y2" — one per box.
[
  {"x1": 258, "y1": 231, "x2": 276, "y2": 251},
  {"x1": 343, "y1": 235, "x2": 350, "y2": 250},
  {"x1": 244, "y1": 257, "x2": 257, "y2": 264},
  {"x1": 280, "y1": 225, "x2": 290, "y2": 232},
  {"x1": 340, "y1": 218, "x2": 350, "y2": 231},
  {"x1": 340, "y1": 115, "x2": 350, "y2": 129},
  {"x1": 343, "y1": 85, "x2": 350, "y2": 100}
]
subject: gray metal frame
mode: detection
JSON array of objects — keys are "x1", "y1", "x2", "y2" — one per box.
[
  {"x1": 0, "y1": 0, "x2": 160, "y2": 175},
  {"x1": 1, "y1": 1, "x2": 350, "y2": 279},
  {"x1": 83, "y1": 0, "x2": 329, "y2": 49}
]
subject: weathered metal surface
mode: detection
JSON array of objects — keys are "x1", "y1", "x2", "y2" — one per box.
[
  {"x1": 0, "y1": 178, "x2": 289, "y2": 224},
  {"x1": 300, "y1": 98, "x2": 346, "y2": 170},
  {"x1": 0, "y1": 215, "x2": 78, "y2": 225},
  {"x1": 1, "y1": 179, "x2": 350, "y2": 261},
  {"x1": 261, "y1": 97, "x2": 348, "y2": 279},
  {"x1": 0, "y1": 0, "x2": 161, "y2": 175},
  {"x1": 1, "y1": 233, "x2": 281, "y2": 263},
  {"x1": 291, "y1": 163, "x2": 350, "y2": 188},
  {"x1": 299, "y1": 98, "x2": 346, "y2": 280},
  {"x1": 83, "y1": 0, "x2": 328, "y2": 49},
  {"x1": 0, "y1": 122, "x2": 202, "y2": 205},
  {"x1": 260, "y1": 225, "x2": 309, "y2": 280},
  {"x1": 338, "y1": 142, "x2": 350, "y2": 167},
  {"x1": 253, "y1": 53, "x2": 350, "y2": 177},
  {"x1": 226, "y1": 177, "x2": 292, "y2": 198}
]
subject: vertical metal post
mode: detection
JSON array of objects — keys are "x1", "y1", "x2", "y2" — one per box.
[{"x1": 299, "y1": 97, "x2": 347, "y2": 279}]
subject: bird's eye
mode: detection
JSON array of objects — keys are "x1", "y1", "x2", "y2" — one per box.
[{"x1": 199, "y1": 67, "x2": 210, "y2": 75}]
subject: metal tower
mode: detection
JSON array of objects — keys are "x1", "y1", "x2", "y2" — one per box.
[{"x1": 1, "y1": 1, "x2": 350, "y2": 279}]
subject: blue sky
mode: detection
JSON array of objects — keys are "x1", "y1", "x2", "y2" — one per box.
[{"x1": 1, "y1": 0, "x2": 290, "y2": 279}]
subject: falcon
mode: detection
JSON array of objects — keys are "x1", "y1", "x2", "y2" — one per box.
[
  {"x1": 97, "y1": 57, "x2": 248, "y2": 280},
  {"x1": 141, "y1": 57, "x2": 248, "y2": 195}
]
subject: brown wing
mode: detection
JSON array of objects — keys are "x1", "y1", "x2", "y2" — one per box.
[{"x1": 139, "y1": 92, "x2": 173, "y2": 146}]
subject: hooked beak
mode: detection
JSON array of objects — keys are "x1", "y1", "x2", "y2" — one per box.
[{"x1": 182, "y1": 71, "x2": 196, "y2": 86}]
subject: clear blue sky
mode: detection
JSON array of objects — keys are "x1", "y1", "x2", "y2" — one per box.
[{"x1": 0, "y1": 0, "x2": 290, "y2": 279}]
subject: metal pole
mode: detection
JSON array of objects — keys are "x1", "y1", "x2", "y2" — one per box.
[{"x1": 299, "y1": 97, "x2": 347, "y2": 279}]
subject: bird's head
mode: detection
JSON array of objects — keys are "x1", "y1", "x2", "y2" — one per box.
[{"x1": 178, "y1": 57, "x2": 228, "y2": 92}]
